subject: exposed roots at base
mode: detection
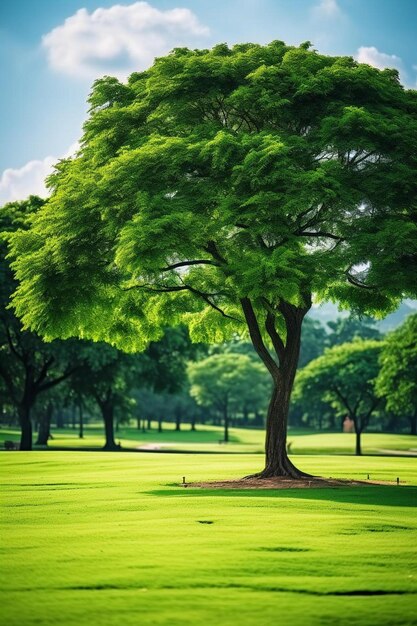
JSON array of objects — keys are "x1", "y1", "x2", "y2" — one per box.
[{"x1": 243, "y1": 466, "x2": 313, "y2": 480}]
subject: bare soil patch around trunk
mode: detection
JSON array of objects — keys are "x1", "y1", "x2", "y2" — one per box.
[{"x1": 186, "y1": 476, "x2": 395, "y2": 489}]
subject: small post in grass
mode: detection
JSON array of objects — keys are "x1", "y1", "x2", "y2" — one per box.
[
  {"x1": 182, "y1": 476, "x2": 186, "y2": 486},
  {"x1": 397, "y1": 477, "x2": 400, "y2": 486},
  {"x1": 367, "y1": 474, "x2": 370, "y2": 480}
]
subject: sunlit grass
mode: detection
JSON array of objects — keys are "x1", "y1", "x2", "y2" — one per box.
[{"x1": 1, "y1": 452, "x2": 417, "y2": 625}]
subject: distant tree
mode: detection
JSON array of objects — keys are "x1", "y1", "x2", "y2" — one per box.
[
  {"x1": 298, "y1": 317, "x2": 328, "y2": 367},
  {"x1": 290, "y1": 390, "x2": 334, "y2": 431},
  {"x1": 376, "y1": 314, "x2": 417, "y2": 435},
  {"x1": 295, "y1": 341, "x2": 383, "y2": 455},
  {"x1": 188, "y1": 354, "x2": 269, "y2": 442},
  {"x1": 9, "y1": 43, "x2": 417, "y2": 476},
  {"x1": 327, "y1": 315, "x2": 381, "y2": 347},
  {"x1": 70, "y1": 344, "x2": 138, "y2": 450}
]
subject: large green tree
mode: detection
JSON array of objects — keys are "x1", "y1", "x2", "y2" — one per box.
[
  {"x1": 9, "y1": 42, "x2": 417, "y2": 476},
  {"x1": 294, "y1": 340, "x2": 383, "y2": 455},
  {"x1": 376, "y1": 313, "x2": 417, "y2": 435}
]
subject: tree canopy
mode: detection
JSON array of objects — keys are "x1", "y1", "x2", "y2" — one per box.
[
  {"x1": 0, "y1": 197, "x2": 82, "y2": 449},
  {"x1": 8, "y1": 41, "x2": 417, "y2": 475},
  {"x1": 294, "y1": 340, "x2": 383, "y2": 454},
  {"x1": 188, "y1": 353, "x2": 269, "y2": 441},
  {"x1": 376, "y1": 313, "x2": 417, "y2": 434},
  {"x1": 10, "y1": 42, "x2": 417, "y2": 347}
]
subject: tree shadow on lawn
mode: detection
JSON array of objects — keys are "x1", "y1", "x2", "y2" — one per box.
[{"x1": 147, "y1": 485, "x2": 417, "y2": 508}]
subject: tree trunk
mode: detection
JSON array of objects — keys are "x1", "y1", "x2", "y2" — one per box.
[
  {"x1": 36, "y1": 403, "x2": 53, "y2": 445},
  {"x1": 147, "y1": 418, "x2": 152, "y2": 430},
  {"x1": 158, "y1": 417, "x2": 163, "y2": 433},
  {"x1": 78, "y1": 403, "x2": 84, "y2": 439},
  {"x1": 19, "y1": 403, "x2": 32, "y2": 451},
  {"x1": 261, "y1": 322, "x2": 309, "y2": 477},
  {"x1": 137, "y1": 417, "x2": 141, "y2": 430},
  {"x1": 102, "y1": 404, "x2": 118, "y2": 450},
  {"x1": 355, "y1": 429, "x2": 362, "y2": 456},
  {"x1": 259, "y1": 381, "x2": 310, "y2": 478},
  {"x1": 223, "y1": 407, "x2": 229, "y2": 443},
  {"x1": 241, "y1": 297, "x2": 311, "y2": 479},
  {"x1": 56, "y1": 411, "x2": 65, "y2": 428},
  {"x1": 175, "y1": 411, "x2": 181, "y2": 431},
  {"x1": 410, "y1": 412, "x2": 417, "y2": 436},
  {"x1": 190, "y1": 415, "x2": 196, "y2": 431}
]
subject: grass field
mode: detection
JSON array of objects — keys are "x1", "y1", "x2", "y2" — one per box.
[
  {"x1": 1, "y1": 424, "x2": 417, "y2": 456},
  {"x1": 1, "y1": 451, "x2": 417, "y2": 625}
]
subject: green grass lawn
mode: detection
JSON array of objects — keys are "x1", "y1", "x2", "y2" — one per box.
[
  {"x1": 1, "y1": 424, "x2": 416, "y2": 456},
  {"x1": 1, "y1": 452, "x2": 417, "y2": 625}
]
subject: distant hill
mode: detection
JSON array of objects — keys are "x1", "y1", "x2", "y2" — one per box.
[{"x1": 308, "y1": 300, "x2": 417, "y2": 333}]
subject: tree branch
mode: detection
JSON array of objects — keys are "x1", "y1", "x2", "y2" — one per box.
[
  {"x1": 38, "y1": 367, "x2": 78, "y2": 393},
  {"x1": 346, "y1": 273, "x2": 376, "y2": 290},
  {"x1": 240, "y1": 297, "x2": 279, "y2": 381},
  {"x1": 265, "y1": 312, "x2": 285, "y2": 363},
  {"x1": 332, "y1": 386, "x2": 354, "y2": 416},
  {"x1": 2, "y1": 322, "x2": 25, "y2": 363},
  {"x1": 159, "y1": 259, "x2": 219, "y2": 272},
  {"x1": 204, "y1": 241, "x2": 227, "y2": 265},
  {"x1": 34, "y1": 357, "x2": 54, "y2": 387},
  {"x1": 298, "y1": 231, "x2": 343, "y2": 241}
]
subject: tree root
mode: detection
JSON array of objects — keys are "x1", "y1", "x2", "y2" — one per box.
[{"x1": 243, "y1": 461, "x2": 313, "y2": 480}]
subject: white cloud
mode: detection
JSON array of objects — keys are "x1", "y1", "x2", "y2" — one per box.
[
  {"x1": 356, "y1": 46, "x2": 413, "y2": 87},
  {"x1": 42, "y1": 2, "x2": 209, "y2": 80},
  {"x1": 0, "y1": 157, "x2": 55, "y2": 204},
  {"x1": 356, "y1": 46, "x2": 402, "y2": 72},
  {"x1": 312, "y1": 0, "x2": 342, "y2": 18},
  {"x1": 0, "y1": 143, "x2": 78, "y2": 205}
]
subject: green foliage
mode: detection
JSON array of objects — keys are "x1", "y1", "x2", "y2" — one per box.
[
  {"x1": 298, "y1": 317, "x2": 328, "y2": 367},
  {"x1": 294, "y1": 340, "x2": 383, "y2": 430},
  {"x1": 327, "y1": 315, "x2": 381, "y2": 347},
  {"x1": 0, "y1": 198, "x2": 82, "y2": 433},
  {"x1": 188, "y1": 353, "x2": 270, "y2": 416},
  {"x1": 8, "y1": 42, "x2": 417, "y2": 352},
  {"x1": 376, "y1": 313, "x2": 417, "y2": 418}
]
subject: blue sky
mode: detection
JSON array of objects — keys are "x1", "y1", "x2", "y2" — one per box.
[{"x1": 1, "y1": 0, "x2": 416, "y2": 202}]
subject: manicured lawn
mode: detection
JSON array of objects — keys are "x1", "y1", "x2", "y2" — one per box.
[
  {"x1": 1, "y1": 425, "x2": 416, "y2": 455},
  {"x1": 1, "y1": 452, "x2": 416, "y2": 625}
]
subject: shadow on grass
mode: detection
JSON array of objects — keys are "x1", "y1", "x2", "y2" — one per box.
[{"x1": 147, "y1": 485, "x2": 417, "y2": 508}]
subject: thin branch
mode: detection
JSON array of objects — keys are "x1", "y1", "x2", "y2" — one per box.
[
  {"x1": 123, "y1": 284, "x2": 189, "y2": 293},
  {"x1": 34, "y1": 357, "x2": 54, "y2": 387},
  {"x1": 204, "y1": 241, "x2": 227, "y2": 265},
  {"x1": 187, "y1": 285, "x2": 240, "y2": 322},
  {"x1": 38, "y1": 367, "x2": 78, "y2": 393},
  {"x1": 159, "y1": 259, "x2": 219, "y2": 272},
  {"x1": 333, "y1": 386, "x2": 354, "y2": 416},
  {"x1": 346, "y1": 273, "x2": 376, "y2": 290},
  {"x1": 349, "y1": 150, "x2": 377, "y2": 167},
  {"x1": 3, "y1": 323, "x2": 25, "y2": 363},
  {"x1": 298, "y1": 231, "x2": 343, "y2": 241}
]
